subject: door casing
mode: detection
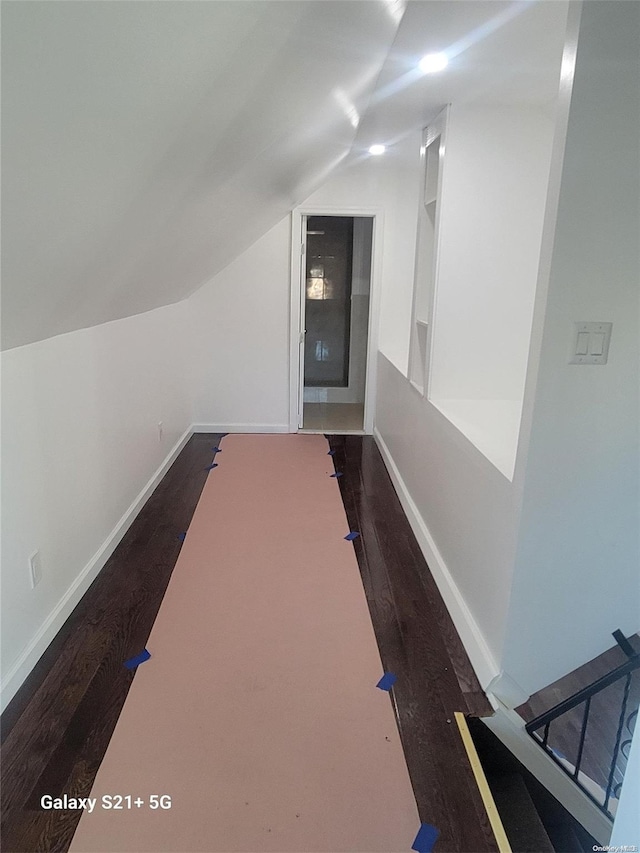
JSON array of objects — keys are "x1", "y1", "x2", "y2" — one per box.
[{"x1": 289, "y1": 206, "x2": 383, "y2": 433}]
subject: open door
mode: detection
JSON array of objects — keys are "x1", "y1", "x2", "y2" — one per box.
[{"x1": 296, "y1": 215, "x2": 373, "y2": 432}]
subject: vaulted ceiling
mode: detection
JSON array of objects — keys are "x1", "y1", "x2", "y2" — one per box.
[
  {"x1": 350, "y1": 0, "x2": 569, "y2": 153},
  {"x1": 1, "y1": 0, "x2": 568, "y2": 350}
]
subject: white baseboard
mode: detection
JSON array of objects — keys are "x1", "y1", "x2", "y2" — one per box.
[
  {"x1": 484, "y1": 702, "x2": 613, "y2": 844},
  {"x1": 192, "y1": 423, "x2": 290, "y2": 434},
  {"x1": 373, "y1": 426, "x2": 500, "y2": 690},
  {"x1": 486, "y1": 670, "x2": 530, "y2": 709},
  {"x1": 3, "y1": 422, "x2": 493, "y2": 713},
  {"x1": 0, "y1": 426, "x2": 194, "y2": 712}
]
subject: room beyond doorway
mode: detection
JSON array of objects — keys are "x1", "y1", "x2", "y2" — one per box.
[
  {"x1": 295, "y1": 214, "x2": 374, "y2": 434},
  {"x1": 302, "y1": 401, "x2": 364, "y2": 431}
]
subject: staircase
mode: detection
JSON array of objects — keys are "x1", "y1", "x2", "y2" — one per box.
[
  {"x1": 471, "y1": 630, "x2": 640, "y2": 850},
  {"x1": 468, "y1": 717, "x2": 597, "y2": 852},
  {"x1": 518, "y1": 630, "x2": 640, "y2": 821}
]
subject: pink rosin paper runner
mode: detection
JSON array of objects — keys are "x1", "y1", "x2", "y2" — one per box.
[{"x1": 70, "y1": 434, "x2": 419, "y2": 852}]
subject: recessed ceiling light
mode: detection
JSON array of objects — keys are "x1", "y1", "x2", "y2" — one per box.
[
  {"x1": 369, "y1": 144, "x2": 386, "y2": 156},
  {"x1": 419, "y1": 53, "x2": 448, "y2": 73}
]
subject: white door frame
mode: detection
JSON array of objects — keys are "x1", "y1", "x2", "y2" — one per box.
[{"x1": 289, "y1": 205, "x2": 383, "y2": 434}]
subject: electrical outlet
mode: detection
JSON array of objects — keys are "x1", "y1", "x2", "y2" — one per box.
[
  {"x1": 29, "y1": 550, "x2": 43, "y2": 588},
  {"x1": 158, "y1": 421, "x2": 164, "y2": 442}
]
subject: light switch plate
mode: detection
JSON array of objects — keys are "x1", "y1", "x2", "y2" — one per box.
[{"x1": 569, "y1": 322, "x2": 612, "y2": 364}]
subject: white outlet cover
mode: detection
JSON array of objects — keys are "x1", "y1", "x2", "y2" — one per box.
[
  {"x1": 569, "y1": 322, "x2": 612, "y2": 365},
  {"x1": 29, "y1": 549, "x2": 43, "y2": 588}
]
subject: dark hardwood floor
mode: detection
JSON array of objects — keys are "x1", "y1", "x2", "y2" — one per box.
[
  {"x1": 1, "y1": 434, "x2": 222, "y2": 853},
  {"x1": 329, "y1": 435, "x2": 496, "y2": 853},
  {"x1": 2, "y1": 433, "x2": 496, "y2": 853}
]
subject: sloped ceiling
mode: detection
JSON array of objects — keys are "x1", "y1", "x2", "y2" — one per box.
[
  {"x1": 1, "y1": 0, "x2": 569, "y2": 350},
  {"x1": 349, "y1": 0, "x2": 569, "y2": 154},
  {"x1": 1, "y1": 0, "x2": 401, "y2": 349}
]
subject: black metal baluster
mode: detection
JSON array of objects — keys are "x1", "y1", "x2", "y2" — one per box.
[
  {"x1": 604, "y1": 673, "x2": 632, "y2": 813},
  {"x1": 524, "y1": 646, "x2": 639, "y2": 820},
  {"x1": 573, "y1": 697, "x2": 591, "y2": 779}
]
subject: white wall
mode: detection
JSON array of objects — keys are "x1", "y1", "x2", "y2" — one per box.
[
  {"x1": 375, "y1": 353, "x2": 517, "y2": 683},
  {"x1": 304, "y1": 137, "x2": 421, "y2": 375},
  {"x1": 501, "y1": 0, "x2": 640, "y2": 696},
  {"x1": 1, "y1": 302, "x2": 191, "y2": 709},
  {"x1": 187, "y1": 217, "x2": 292, "y2": 431},
  {"x1": 371, "y1": 110, "x2": 555, "y2": 675},
  {"x1": 374, "y1": 1, "x2": 640, "y2": 700},
  {"x1": 186, "y1": 138, "x2": 421, "y2": 430},
  {"x1": 430, "y1": 105, "x2": 554, "y2": 403}
]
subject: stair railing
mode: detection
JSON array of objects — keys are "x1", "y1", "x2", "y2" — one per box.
[{"x1": 524, "y1": 630, "x2": 640, "y2": 821}]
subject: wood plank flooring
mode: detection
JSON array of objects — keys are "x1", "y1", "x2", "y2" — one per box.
[
  {"x1": 1, "y1": 434, "x2": 221, "y2": 853},
  {"x1": 2, "y1": 433, "x2": 495, "y2": 853},
  {"x1": 328, "y1": 435, "x2": 496, "y2": 853}
]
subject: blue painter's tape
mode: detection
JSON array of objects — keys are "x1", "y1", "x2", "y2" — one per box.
[
  {"x1": 178, "y1": 532, "x2": 186, "y2": 542},
  {"x1": 327, "y1": 450, "x2": 336, "y2": 456},
  {"x1": 330, "y1": 472, "x2": 343, "y2": 478},
  {"x1": 124, "y1": 649, "x2": 151, "y2": 670},
  {"x1": 412, "y1": 824, "x2": 440, "y2": 853},
  {"x1": 376, "y1": 672, "x2": 397, "y2": 691},
  {"x1": 344, "y1": 532, "x2": 360, "y2": 541},
  {"x1": 205, "y1": 463, "x2": 218, "y2": 471}
]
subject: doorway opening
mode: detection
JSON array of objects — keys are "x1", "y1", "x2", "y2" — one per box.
[{"x1": 297, "y1": 215, "x2": 373, "y2": 433}]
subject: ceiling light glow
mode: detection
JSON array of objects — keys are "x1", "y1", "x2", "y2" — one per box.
[
  {"x1": 419, "y1": 53, "x2": 448, "y2": 73},
  {"x1": 369, "y1": 144, "x2": 386, "y2": 156}
]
